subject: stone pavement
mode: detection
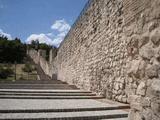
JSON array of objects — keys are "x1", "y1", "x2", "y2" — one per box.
[{"x1": 0, "y1": 80, "x2": 129, "y2": 120}]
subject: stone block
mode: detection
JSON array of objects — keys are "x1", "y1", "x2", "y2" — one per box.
[
  {"x1": 130, "y1": 101, "x2": 143, "y2": 111},
  {"x1": 142, "y1": 97, "x2": 151, "y2": 107},
  {"x1": 150, "y1": 29, "x2": 160, "y2": 46},
  {"x1": 136, "y1": 82, "x2": 146, "y2": 96},
  {"x1": 128, "y1": 59, "x2": 146, "y2": 79},
  {"x1": 151, "y1": 79, "x2": 160, "y2": 97},
  {"x1": 148, "y1": 22, "x2": 159, "y2": 32},
  {"x1": 139, "y1": 43, "x2": 154, "y2": 60},
  {"x1": 146, "y1": 64, "x2": 160, "y2": 79},
  {"x1": 142, "y1": 108, "x2": 153, "y2": 120},
  {"x1": 151, "y1": 99, "x2": 160, "y2": 118},
  {"x1": 122, "y1": 96, "x2": 128, "y2": 103},
  {"x1": 128, "y1": 110, "x2": 143, "y2": 120},
  {"x1": 155, "y1": 47, "x2": 160, "y2": 62},
  {"x1": 139, "y1": 33, "x2": 149, "y2": 48}
]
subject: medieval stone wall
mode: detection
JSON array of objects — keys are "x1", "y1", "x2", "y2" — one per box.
[
  {"x1": 28, "y1": 49, "x2": 57, "y2": 77},
  {"x1": 57, "y1": 0, "x2": 128, "y2": 102},
  {"x1": 123, "y1": 0, "x2": 160, "y2": 119},
  {"x1": 29, "y1": 0, "x2": 160, "y2": 119},
  {"x1": 56, "y1": 0, "x2": 160, "y2": 119},
  {"x1": 28, "y1": 49, "x2": 39, "y2": 64}
]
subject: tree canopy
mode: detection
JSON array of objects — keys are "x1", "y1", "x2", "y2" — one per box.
[
  {"x1": 0, "y1": 36, "x2": 57, "y2": 63},
  {"x1": 0, "y1": 36, "x2": 27, "y2": 63}
]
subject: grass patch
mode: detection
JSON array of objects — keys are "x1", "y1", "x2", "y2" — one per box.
[{"x1": 0, "y1": 63, "x2": 37, "y2": 81}]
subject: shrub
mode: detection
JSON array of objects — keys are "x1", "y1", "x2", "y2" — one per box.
[
  {"x1": 0, "y1": 66, "x2": 14, "y2": 79},
  {"x1": 22, "y1": 63, "x2": 33, "y2": 73},
  {"x1": 19, "y1": 76, "x2": 25, "y2": 80},
  {"x1": 5, "y1": 67, "x2": 14, "y2": 76},
  {"x1": 0, "y1": 67, "x2": 8, "y2": 79}
]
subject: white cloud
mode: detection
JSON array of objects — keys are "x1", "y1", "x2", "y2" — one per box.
[
  {"x1": 51, "y1": 19, "x2": 71, "y2": 47},
  {"x1": 52, "y1": 31, "x2": 67, "y2": 47},
  {"x1": 46, "y1": 33, "x2": 53, "y2": 37},
  {"x1": 26, "y1": 32, "x2": 65, "y2": 47},
  {"x1": 51, "y1": 19, "x2": 70, "y2": 32},
  {"x1": 26, "y1": 19, "x2": 71, "y2": 47},
  {"x1": 26, "y1": 33, "x2": 53, "y2": 45},
  {"x1": 0, "y1": 29, "x2": 12, "y2": 40}
]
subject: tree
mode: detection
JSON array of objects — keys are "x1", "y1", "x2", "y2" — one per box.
[
  {"x1": 0, "y1": 65, "x2": 14, "y2": 79},
  {"x1": 0, "y1": 36, "x2": 27, "y2": 63}
]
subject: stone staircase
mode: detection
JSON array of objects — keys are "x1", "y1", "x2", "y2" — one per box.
[
  {"x1": 0, "y1": 79, "x2": 129, "y2": 120},
  {"x1": 36, "y1": 64, "x2": 51, "y2": 81}
]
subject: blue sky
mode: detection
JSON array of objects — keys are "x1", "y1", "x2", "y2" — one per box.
[{"x1": 0, "y1": 0, "x2": 87, "y2": 47}]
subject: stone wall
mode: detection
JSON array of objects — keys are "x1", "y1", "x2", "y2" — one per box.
[
  {"x1": 28, "y1": 49, "x2": 39, "y2": 64},
  {"x1": 29, "y1": 0, "x2": 160, "y2": 119},
  {"x1": 28, "y1": 49, "x2": 57, "y2": 78},
  {"x1": 57, "y1": 0, "x2": 160, "y2": 119},
  {"x1": 57, "y1": 0, "x2": 128, "y2": 103},
  {"x1": 123, "y1": 0, "x2": 160, "y2": 119}
]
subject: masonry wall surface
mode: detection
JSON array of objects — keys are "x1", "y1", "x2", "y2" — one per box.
[
  {"x1": 57, "y1": 0, "x2": 128, "y2": 102},
  {"x1": 123, "y1": 0, "x2": 160, "y2": 119},
  {"x1": 29, "y1": 0, "x2": 160, "y2": 119},
  {"x1": 28, "y1": 49, "x2": 57, "y2": 78},
  {"x1": 57, "y1": 0, "x2": 160, "y2": 119}
]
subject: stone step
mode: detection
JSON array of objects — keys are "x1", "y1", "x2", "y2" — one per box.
[
  {"x1": 0, "y1": 95, "x2": 104, "y2": 99},
  {"x1": 0, "y1": 110, "x2": 128, "y2": 120},
  {"x1": 35, "y1": 64, "x2": 51, "y2": 81},
  {"x1": 0, "y1": 87, "x2": 75, "y2": 89},
  {"x1": 0, "y1": 83, "x2": 68, "y2": 85},
  {"x1": 0, "y1": 84, "x2": 78, "y2": 89},
  {"x1": 0, "y1": 99, "x2": 129, "y2": 111},
  {"x1": 102, "y1": 118, "x2": 128, "y2": 120},
  {"x1": 0, "y1": 80, "x2": 66, "y2": 84},
  {"x1": 0, "y1": 86, "x2": 76, "y2": 89},
  {"x1": 0, "y1": 92, "x2": 96, "y2": 96},
  {"x1": 0, "y1": 106, "x2": 129, "y2": 113},
  {"x1": 0, "y1": 89, "x2": 92, "y2": 93}
]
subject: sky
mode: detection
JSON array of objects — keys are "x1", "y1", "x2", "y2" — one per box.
[{"x1": 0, "y1": 0, "x2": 87, "y2": 47}]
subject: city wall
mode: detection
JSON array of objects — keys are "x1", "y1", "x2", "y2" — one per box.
[{"x1": 29, "y1": 0, "x2": 160, "y2": 119}]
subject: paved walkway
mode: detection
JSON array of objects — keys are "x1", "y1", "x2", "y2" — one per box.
[{"x1": 0, "y1": 80, "x2": 129, "y2": 120}]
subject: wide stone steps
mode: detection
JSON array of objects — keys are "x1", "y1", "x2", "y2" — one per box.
[
  {"x1": 0, "y1": 92, "x2": 129, "y2": 120},
  {"x1": 0, "y1": 110, "x2": 128, "y2": 120},
  {"x1": 101, "y1": 118, "x2": 128, "y2": 120},
  {"x1": 0, "y1": 89, "x2": 92, "y2": 93},
  {"x1": 0, "y1": 80, "x2": 66, "y2": 84},
  {"x1": 0, "y1": 83, "x2": 77, "y2": 89},
  {"x1": 0, "y1": 106, "x2": 129, "y2": 113},
  {"x1": 0, "y1": 95, "x2": 104, "y2": 99},
  {"x1": 0, "y1": 92, "x2": 97, "y2": 96},
  {"x1": 0, "y1": 85, "x2": 102, "y2": 99},
  {"x1": 0, "y1": 80, "x2": 129, "y2": 120}
]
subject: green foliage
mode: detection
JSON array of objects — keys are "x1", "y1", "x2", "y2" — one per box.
[
  {"x1": 0, "y1": 36, "x2": 27, "y2": 63},
  {"x1": 19, "y1": 75, "x2": 25, "y2": 80},
  {"x1": 4, "y1": 67, "x2": 14, "y2": 75},
  {"x1": 29, "y1": 40, "x2": 39, "y2": 50},
  {"x1": 0, "y1": 66, "x2": 14, "y2": 79},
  {"x1": 22, "y1": 63, "x2": 33, "y2": 73}
]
